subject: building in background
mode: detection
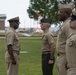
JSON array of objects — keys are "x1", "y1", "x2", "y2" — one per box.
[{"x1": 0, "y1": 14, "x2": 6, "y2": 32}]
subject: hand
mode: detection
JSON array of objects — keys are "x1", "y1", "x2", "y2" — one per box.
[
  {"x1": 12, "y1": 59, "x2": 16, "y2": 65},
  {"x1": 48, "y1": 60, "x2": 54, "y2": 64}
]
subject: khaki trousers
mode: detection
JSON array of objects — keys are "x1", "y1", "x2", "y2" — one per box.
[
  {"x1": 5, "y1": 52, "x2": 19, "y2": 75},
  {"x1": 56, "y1": 54, "x2": 67, "y2": 75}
]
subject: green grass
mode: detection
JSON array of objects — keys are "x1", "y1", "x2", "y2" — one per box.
[{"x1": 0, "y1": 37, "x2": 58, "y2": 75}]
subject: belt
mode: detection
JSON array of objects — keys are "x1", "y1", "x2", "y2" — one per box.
[
  {"x1": 42, "y1": 51, "x2": 50, "y2": 54},
  {"x1": 6, "y1": 50, "x2": 20, "y2": 55},
  {"x1": 57, "y1": 52, "x2": 65, "y2": 56}
]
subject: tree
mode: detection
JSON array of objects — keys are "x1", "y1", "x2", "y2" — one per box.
[
  {"x1": 27, "y1": 0, "x2": 76, "y2": 24},
  {"x1": 27, "y1": 0, "x2": 59, "y2": 24}
]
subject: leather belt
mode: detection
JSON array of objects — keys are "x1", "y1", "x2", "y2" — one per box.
[{"x1": 42, "y1": 51, "x2": 50, "y2": 54}]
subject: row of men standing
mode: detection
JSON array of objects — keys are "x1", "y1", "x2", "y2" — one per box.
[
  {"x1": 4, "y1": 2, "x2": 76, "y2": 75},
  {"x1": 40, "y1": 2, "x2": 76, "y2": 75},
  {"x1": 56, "y1": 3, "x2": 76, "y2": 75}
]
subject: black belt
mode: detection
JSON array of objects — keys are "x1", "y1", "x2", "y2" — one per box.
[{"x1": 42, "y1": 51, "x2": 50, "y2": 54}]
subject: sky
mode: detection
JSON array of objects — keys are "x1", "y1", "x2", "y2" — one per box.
[{"x1": 0, "y1": 0, "x2": 40, "y2": 28}]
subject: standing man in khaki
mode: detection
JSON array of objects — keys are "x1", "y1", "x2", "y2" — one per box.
[
  {"x1": 66, "y1": 10, "x2": 76, "y2": 75},
  {"x1": 40, "y1": 18, "x2": 56, "y2": 75},
  {"x1": 5, "y1": 16, "x2": 20, "y2": 75},
  {"x1": 56, "y1": 3, "x2": 74, "y2": 75}
]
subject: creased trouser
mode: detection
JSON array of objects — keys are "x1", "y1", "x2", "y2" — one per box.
[
  {"x1": 5, "y1": 52, "x2": 19, "y2": 75},
  {"x1": 56, "y1": 54, "x2": 67, "y2": 75},
  {"x1": 42, "y1": 54, "x2": 54, "y2": 75}
]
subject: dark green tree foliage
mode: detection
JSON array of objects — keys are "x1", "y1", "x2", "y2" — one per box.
[
  {"x1": 27, "y1": 0, "x2": 76, "y2": 24},
  {"x1": 27, "y1": 0, "x2": 59, "y2": 24}
]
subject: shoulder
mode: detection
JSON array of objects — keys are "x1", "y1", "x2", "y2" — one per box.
[
  {"x1": 61, "y1": 20, "x2": 70, "y2": 31},
  {"x1": 63, "y1": 20, "x2": 70, "y2": 25},
  {"x1": 46, "y1": 32, "x2": 54, "y2": 38},
  {"x1": 63, "y1": 20, "x2": 70, "y2": 27},
  {"x1": 6, "y1": 30, "x2": 15, "y2": 37}
]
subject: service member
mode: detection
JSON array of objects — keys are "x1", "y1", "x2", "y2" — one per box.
[
  {"x1": 66, "y1": 10, "x2": 76, "y2": 75},
  {"x1": 56, "y1": 3, "x2": 74, "y2": 75},
  {"x1": 40, "y1": 18, "x2": 56, "y2": 75},
  {"x1": 5, "y1": 16, "x2": 20, "y2": 75}
]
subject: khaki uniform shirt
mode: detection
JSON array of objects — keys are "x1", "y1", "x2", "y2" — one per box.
[
  {"x1": 5, "y1": 27, "x2": 20, "y2": 52},
  {"x1": 42, "y1": 30, "x2": 54, "y2": 53},
  {"x1": 66, "y1": 33, "x2": 76, "y2": 68},
  {"x1": 56, "y1": 20, "x2": 70, "y2": 53}
]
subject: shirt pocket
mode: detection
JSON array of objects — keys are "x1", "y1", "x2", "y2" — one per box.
[{"x1": 43, "y1": 36, "x2": 48, "y2": 45}]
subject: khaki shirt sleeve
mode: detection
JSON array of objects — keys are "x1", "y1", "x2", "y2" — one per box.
[
  {"x1": 46, "y1": 34, "x2": 54, "y2": 45},
  {"x1": 6, "y1": 32, "x2": 14, "y2": 45}
]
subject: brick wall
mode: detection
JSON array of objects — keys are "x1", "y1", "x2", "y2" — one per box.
[{"x1": 0, "y1": 19, "x2": 5, "y2": 30}]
